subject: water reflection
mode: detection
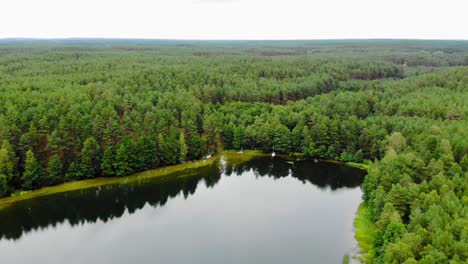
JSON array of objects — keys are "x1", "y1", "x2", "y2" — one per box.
[{"x1": 0, "y1": 156, "x2": 364, "y2": 241}]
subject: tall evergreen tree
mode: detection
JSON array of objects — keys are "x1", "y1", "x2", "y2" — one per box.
[
  {"x1": 179, "y1": 132, "x2": 188, "y2": 162},
  {"x1": 273, "y1": 125, "x2": 291, "y2": 153},
  {"x1": 0, "y1": 147, "x2": 14, "y2": 181},
  {"x1": 22, "y1": 150, "x2": 43, "y2": 190},
  {"x1": 101, "y1": 146, "x2": 115, "y2": 176},
  {"x1": 115, "y1": 144, "x2": 131, "y2": 176},
  {"x1": 0, "y1": 173, "x2": 7, "y2": 197},
  {"x1": 47, "y1": 154, "x2": 63, "y2": 185},
  {"x1": 80, "y1": 137, "x2": 101, "y2": 178}
]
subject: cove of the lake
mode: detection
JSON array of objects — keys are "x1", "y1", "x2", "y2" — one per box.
[{"x1": 0, "y1": 155, "x2": 365, "y2": 264}]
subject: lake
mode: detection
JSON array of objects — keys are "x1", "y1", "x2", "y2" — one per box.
[{"x1": 0, "y1": 154, "x2": 365, "y2": 264}]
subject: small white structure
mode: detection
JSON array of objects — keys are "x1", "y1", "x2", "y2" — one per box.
[{"x1": 272, "y1": 151, "x2": 276, "y2": 157}]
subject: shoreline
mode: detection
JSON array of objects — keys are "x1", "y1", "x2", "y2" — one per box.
[
  {"x1": 0, "y1": 151, "x2": 269, "y2": 210},
  {"x1": 353, "y1": 203, "x2": 375, "y2": 263},
  {"x1": 0, "y1": 151, "x2": 368, "y2": 209},
  {"x1": 0, "y1": 151, "x2": 371, "y2": 253},
  {"x1": 0, "y1": 154, "x2": 224, "y2": 210},
  {"x1": 0, "y1": 150, "x2": 371, "y2": 261}
]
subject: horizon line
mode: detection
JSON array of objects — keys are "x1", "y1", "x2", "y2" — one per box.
[{"x1": 1, "y1": 37, "x2": 468, "y2": 41}]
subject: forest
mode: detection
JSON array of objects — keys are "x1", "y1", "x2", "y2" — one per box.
[{"x1": 0, "y1": 39, "x2": 467, "y2": 263}]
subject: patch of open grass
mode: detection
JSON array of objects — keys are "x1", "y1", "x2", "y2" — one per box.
[
  {"x1": 354, "y1": 202, "x2": 376, "y2": 263},
  {"x1": 222, "y1": 149, "x2": 263, "y2": 154},
  {"x1": 0, "y1": 151, "x2": 368, "y2": 213},
  {"x1": 0, "y1": 152, "x2": 259, "y2": 211},
  {"x1": 346, "y1": 162, "x2": 370, "y2": 171},
  {"x1": 0, "y1": 155, "x2": 211, "y2": 210}
]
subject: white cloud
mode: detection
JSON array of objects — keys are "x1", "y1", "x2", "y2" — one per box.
[{"x1": 0, "y1": 0, "x2": 466, "y2": 39}]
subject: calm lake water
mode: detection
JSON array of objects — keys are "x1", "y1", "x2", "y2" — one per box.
[{"x1": 0, "y1": 155, "x2": 365, "y2": 264}]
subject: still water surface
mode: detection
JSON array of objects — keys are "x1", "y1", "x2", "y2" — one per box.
[{"x1": 0, "y1": 155, "x2": 365, "y2": 264}]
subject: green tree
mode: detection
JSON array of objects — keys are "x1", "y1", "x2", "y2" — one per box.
[
  {"x1": 272, "y1": 125, "x2": 291, "y2": 153},
  {"x1": 0, "y1": 173, "x2": 7, "y2": 197},
  {"x1": 353, "y1": 149, "x2": 364, "y2": 163},
  {"x1": 179, "y1": 132, "x2": 188, "y2": 162},
  {"x1": 0, "y1": 148, "x2": 14, "y2": 181},
  {"x1": 22, "y1": 150, "x2": 43, "y2": 189},
  {"x1": 232, "y1": 126, "x2": 245, "y2": 150},
  {"x1": 101, "y1": 146, "x2": 115, "y2": 176},
  {"x1": 115, "y1": 143, "x2": 132, "y2": 176},
  {"x1": 291, "y1": 125, "x2": 303, "y2": 152},
  {"x1": 0, "y1": 140, "x2": 16, "y2": 184},
  {"x1": 387, "y1": 132, "x2": 407, "y2": 153},
  {"x1": 460, "y1": 154, "x2": 468, "y2": 171},
  {"x1": 47, "y1": 154, "x2": 63, "y2": 185},
  {"x1": 65, "y1": 161, "x2": 81, "y2": 181},
  {"x1": 80, "y1": 137, "x2": 101, "y2": 178}
]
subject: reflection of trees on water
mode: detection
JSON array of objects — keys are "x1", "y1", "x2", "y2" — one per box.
[
  {"x1": 0, "y1": 157, "x2": 364, "y2": 241},
  {"x1": 225, "y1": 157, "x2": 365, "y2": 190}
]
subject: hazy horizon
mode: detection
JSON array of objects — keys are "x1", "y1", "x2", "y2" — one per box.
[
  {"x1": 1, "y1": 37, "x2": 467, "y2": 41},
  {"x1": 1, "y1": 0, "x2": 467, "y2": 40}
]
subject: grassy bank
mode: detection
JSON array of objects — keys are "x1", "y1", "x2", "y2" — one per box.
[
  {"x1": 0, "y1": 152, "x2": 266, "y2": 211},
  {"x1": 354, "y1": 203, "x2": 376, "y2": 263},
  {"x1": 346, "y1": 162, "x2": 370, "y2": 171},
  {"x1": 0, "y1": 150, "x2": 368, "y2": 214},
  {"x1": 0, "y1": 155, "x2": 219, "y2": 211}
]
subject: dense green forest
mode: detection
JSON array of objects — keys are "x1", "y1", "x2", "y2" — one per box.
[{"x1": 0, "y1": 39, "x2": 467, "y2": 263}]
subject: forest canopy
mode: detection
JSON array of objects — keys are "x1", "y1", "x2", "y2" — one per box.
[{"x1": 0, "y1": 39, "x2": 467, "y2": 263}]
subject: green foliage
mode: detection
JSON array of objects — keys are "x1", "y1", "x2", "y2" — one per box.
[
  {"x1": 460, "y1": 154, "x2": 468, "y2": 171},
  {"x1": 0, "y1": 40, "x2": 467, "y2": 263},
  {"x1": 272, "y1": 125, "x2": 291, "y2": 153},
  {"x1": 65, "y1": 162, "x2": 81, "y2": 181},
  {"x1": 115, "y1": 143, "x2": 132, "y2": 177},
  {"x1": 232, "y1": 127, "x2": 245, "y2": 150},
  {"x1": 353, "y1": 149, "x2": 364, "y2": 163},
  {"x1": 0, "y1": 140, "x2": 16, "y2": 186},
  {"x1": 21, "y1": 150, "x2": 43, "y2": 190},
  {"x1": 47, "y1": 154, "x2": 62, "y2": 185},
  {"x1": 101, "y1": 146, "x2": 115, "y2": 176},
  {"x1": 0, "y1": 174, "x2": 7, "y2": 197},
  {"x1": 80, "y1": 137, "x2": 101, "y2": 179},
  {"x1": 179, "y1": 133, "x2": 188, "y2": 162},
  {"x1": 0, "y1": 148, "x2": 14, "y2": 181}
]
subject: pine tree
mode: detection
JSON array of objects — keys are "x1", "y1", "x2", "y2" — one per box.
[
  {"x1": 353, "y1": 149, "x2": 364, "y2": 163},
  {"x1": 232, "y1": 127, "x2": 244, "y2": 150},
  {"x1": 301, "y1": 125, "x2": 314, "y2": 155},
  {"x1": 115, "y1": 144, "x2": 131, "y2": 176},
  {"x1": 80, "y1": 137, "x2": 101, "y2": 178},
  {"x1": 47, "y1": 154, "x2": 63, "y2": 185},
  {"x1": 291, "y1": 125, "x2": 303, "y2": 153},
  {"x1": 0, "y1": 148, "x2": 14, "y2": 180},
  {"x1": 179, "y1": 132, "x2": 188, "y2": 162},
  {"x1": 460, "y1": 154, "x2": 468, "y2": 172},
  {"x1": 0, "y1": 140, "x2": 16, "y2": 184},
  {"x1": 190, "y1": 135, "x2": 203, "y2": 160},
  {"x1": 273, "y1": 125, "x2": 291, "y2": 153},
  {"x1": 0, "y1": 173, "x2": 7, "y2": 197},
  {"x1": 101, "y1": 146, "x2": 115, "y2": 176},
  {"x1": 65, "y1": 161, "x2": 81, "y2": 181},
  {"x1": 45, "y1": 130, "x2": 63, "y2": 155},
  {"x1": 22, "y1": 150, "x2": 43, "y2": 190}
]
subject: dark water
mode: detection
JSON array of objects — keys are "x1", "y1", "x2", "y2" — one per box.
[{"x1": 0, "y1": 156, "x2": 365, "y2": 264}]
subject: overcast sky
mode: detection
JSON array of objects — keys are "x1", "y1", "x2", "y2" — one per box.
[{"x1": 1, "y1": 0, "x2": 467, "y2": 40}]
